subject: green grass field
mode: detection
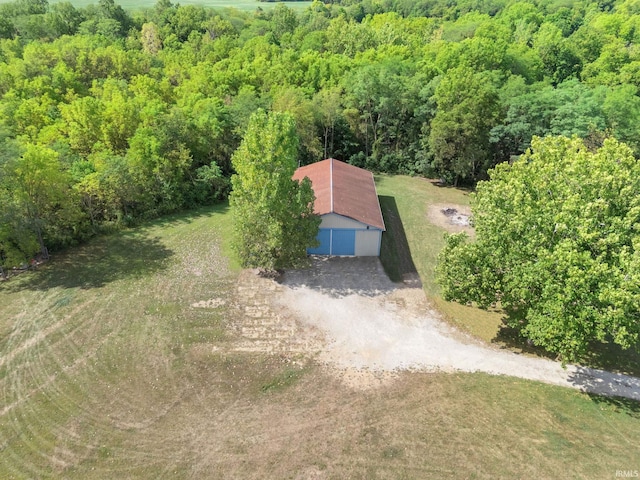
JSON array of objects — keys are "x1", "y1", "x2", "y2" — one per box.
[
  {"x1": 1, "y1": 180, "x2": 639, "y2": 478},
  {"x1": 0, "y1": 0, "x2": 313, "y2": 11}
]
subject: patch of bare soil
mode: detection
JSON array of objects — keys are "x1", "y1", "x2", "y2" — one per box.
[
  {"x1": 427, "y1": 203, "x2": 474, "y2": 234},
  {"x1": 331, "y1": 368, "x2": 399, "y2": 390}
]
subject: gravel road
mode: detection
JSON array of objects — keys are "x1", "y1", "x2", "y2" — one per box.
[{"x1": 279, "y1": 257, "x2": 640, "y2": 401}]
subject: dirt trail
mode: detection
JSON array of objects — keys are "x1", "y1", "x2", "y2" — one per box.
[{"x1": 265, "y1": 257, "x2": 640, "y2": 401}]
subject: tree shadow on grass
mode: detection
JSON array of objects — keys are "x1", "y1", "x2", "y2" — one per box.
[
  {"x1": 378, "y1": 195, "x2": 420, "y2": 286},
  {"x1": 428, "y1": 178, "x2": 474, "y2": 192},
  {"x1": 1, "y1": 203, "x2": 234, "y2": 292},
  {"x1": 492, "y1": 324, "x2": 557, "y2": 361},
  {"x1": 137, "y1": 203, "x2": 229, "y2": 230},
  {"x1": 2, "y1": 231, "x2": 174, "y2": 292},
  {"x1": 585, "y1": 391, "x2": 640, "y2": 415}
]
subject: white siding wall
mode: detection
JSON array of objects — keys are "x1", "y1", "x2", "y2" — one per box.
[
  {"x1": 320, "y1": 213, "x2": 365, "y2": 229},
  {"x1": 355, "y1": 230, "x2": 382, "y2": 256}
]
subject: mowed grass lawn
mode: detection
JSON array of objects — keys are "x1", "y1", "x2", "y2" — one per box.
[
  {"x1": 1, "y1": 183, "x2": 640, "y2": 478},
  {"x1": 0, "y1": 0, "x2": 312, "y2": 11},
  {"x1": 376, "y1": 175, "x2": 505, "y2": 342}
]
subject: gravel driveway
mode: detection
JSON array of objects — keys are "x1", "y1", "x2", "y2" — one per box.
[{"x1": 279, "y1": 257, "x2": 640, "y2": 401}]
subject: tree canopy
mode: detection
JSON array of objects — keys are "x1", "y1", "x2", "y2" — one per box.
[
  {"x1": 436, "y1": 136, "x2": 640, "y2": 362},
  {"x1": 3, "y1": 0, "x2": 640, "y2": 268},
  {"x1": 229, "y1": 110, "x2": 319, "y2": 270}
]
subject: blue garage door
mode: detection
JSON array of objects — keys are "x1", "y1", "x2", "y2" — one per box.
[
  {"x1": 331, "y1": 229, "x2": 356, "y2": 256},
  {"x1": 308, "y1": 229, "x2": 331, "y2": 255}
]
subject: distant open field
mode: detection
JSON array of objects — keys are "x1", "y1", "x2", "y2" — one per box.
[
  {"x1": 1, "y1": 179, "x2": 639, "y2": 478},
  {"x1": 0, "y1": 0, "x2": 313, "y2": 11}
]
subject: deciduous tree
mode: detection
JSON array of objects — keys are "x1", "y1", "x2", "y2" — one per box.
[
  {"x1": 429, "y1": 66, "x2": 501, "y2": 184},
  {"x1": 229, "y1": 110, "x2": 319, "y2": 270},
  {"x1": 437, "y1": 136, "x2": 640, "y2": 362},
  {"x1": 3, "y1": 143, "x2": 83, "y2": 258}
]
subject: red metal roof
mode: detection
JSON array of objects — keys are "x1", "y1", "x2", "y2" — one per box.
[{"x1": 293, "y1": 158, "x2": 386, "y2": 231}]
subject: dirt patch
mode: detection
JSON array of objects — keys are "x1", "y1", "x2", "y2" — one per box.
[
  {"x1": 331, "y1": 367, "x2": 399, "y2": 390},
  {"x1": 427, "y1": 203, "x2": 474, "y2": 234}
]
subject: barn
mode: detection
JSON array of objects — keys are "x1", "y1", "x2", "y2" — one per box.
[{"x1": 293, "y1": 158, "x2": 385, "y2": 256}]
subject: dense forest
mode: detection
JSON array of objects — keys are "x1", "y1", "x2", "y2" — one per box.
[{"x1": 1, "y1": 0, "x2": 640, "y2": 269}]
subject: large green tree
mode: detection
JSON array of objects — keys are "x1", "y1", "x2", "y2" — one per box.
[
  {"x1": 229, "y1": 110, "x2": 320, "y2": 270},
  {"x1": 429, "y1": 66, "x2": 501, "y2": 185},
  {"x1": 437, "y1": 136, "x2": 640, "y2": 362},
  {"x1": 490, "y1": 79, "x2": 608, "y2": 162},
  {"x1": 3, "y1": 143, "x2": 83, "y2": 259}
]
